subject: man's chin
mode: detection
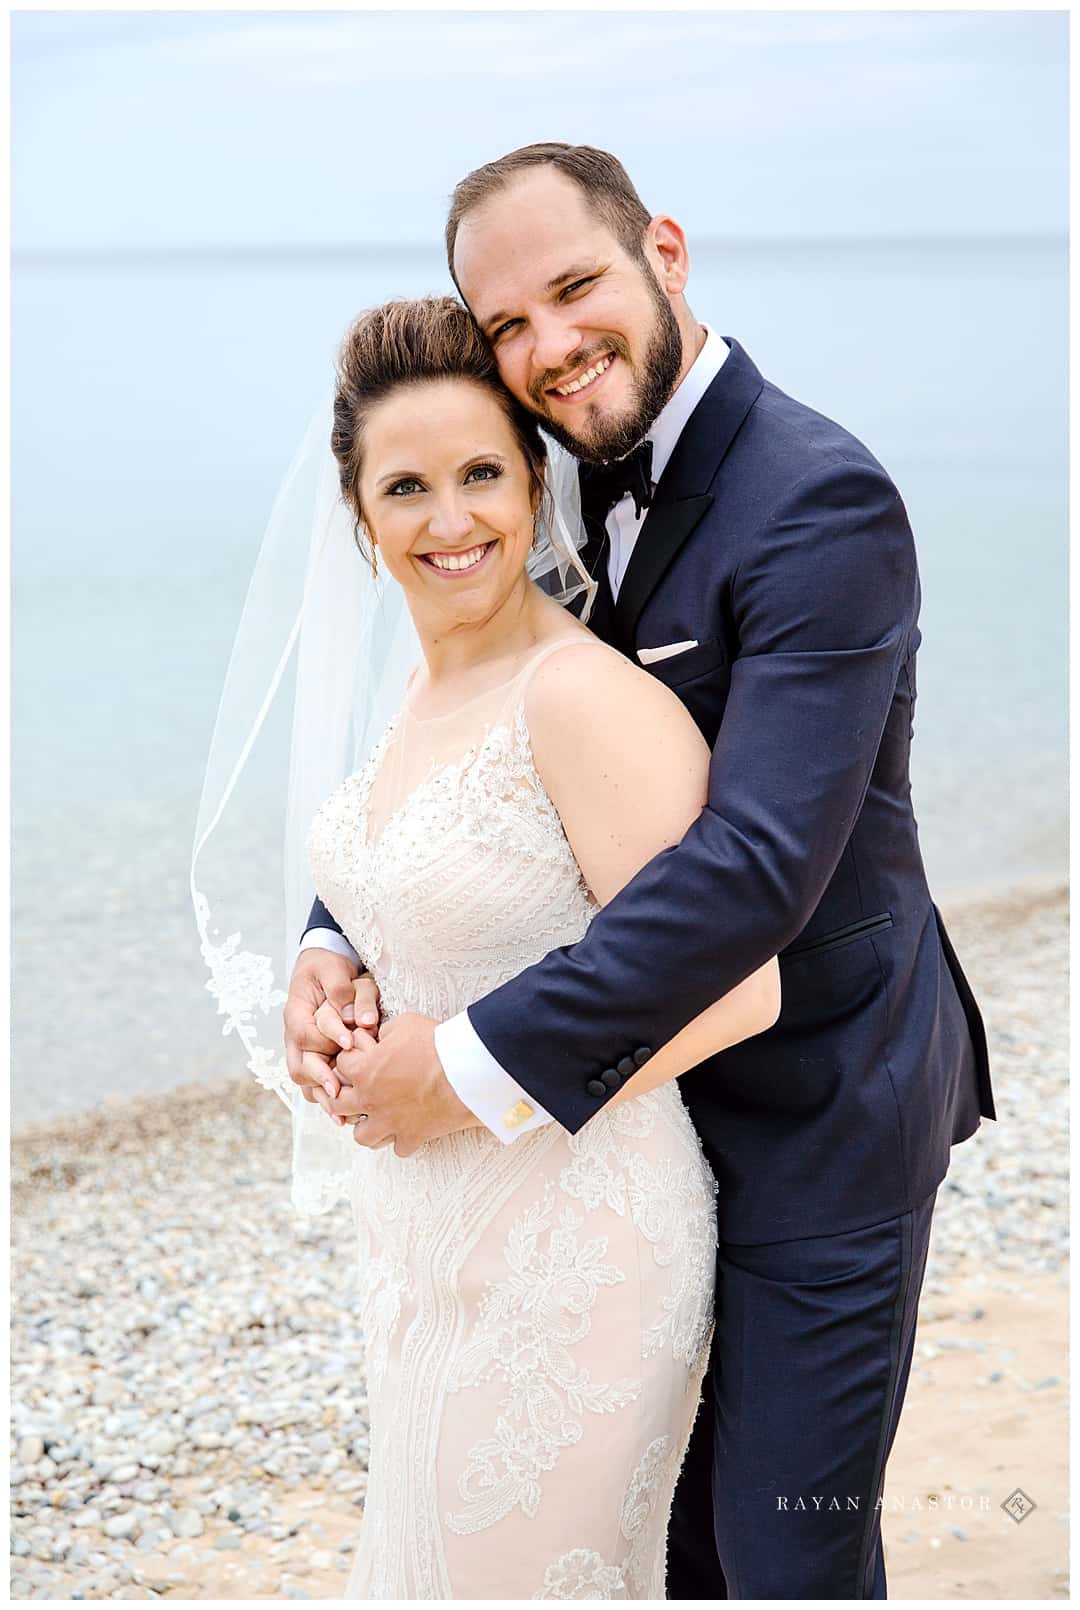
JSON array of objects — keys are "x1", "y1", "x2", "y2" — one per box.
[{"x1": 539, "y1": 405, "x2": 644, "y2": 466}]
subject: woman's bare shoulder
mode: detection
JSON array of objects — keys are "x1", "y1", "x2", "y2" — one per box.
[{"x1": 525, "y1": 630, "x2": 708, "y2": 758}]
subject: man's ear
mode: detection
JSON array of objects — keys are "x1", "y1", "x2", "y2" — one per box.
[{"x1": 646, "y1": 215, "x2": 690, "y2": 297}]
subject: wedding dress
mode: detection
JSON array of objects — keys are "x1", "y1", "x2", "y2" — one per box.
[{"x1": 305, "y1": 635, "x2": 718, "y2": 1600}]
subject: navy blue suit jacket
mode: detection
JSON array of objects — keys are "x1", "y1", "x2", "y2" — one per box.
[{"x1": 306, "y1": 338, "x2": 994, "y2": 1242}]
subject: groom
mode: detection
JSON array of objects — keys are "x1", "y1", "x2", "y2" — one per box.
[{"x1": 286, "y1": 144, "x2": 994, "y2": 1598}]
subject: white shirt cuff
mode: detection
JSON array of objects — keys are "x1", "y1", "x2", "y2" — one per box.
[
  {"x1": 435, "y1": 1010, "x2": 555, "y2": 1143},
  {"x1": 296, "y1": 927, "x2": 362, "y2": 969}
]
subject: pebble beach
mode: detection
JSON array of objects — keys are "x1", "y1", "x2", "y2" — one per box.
[{"x1": 10, "y1": 881, "x2": 1068, "y2": 1601}]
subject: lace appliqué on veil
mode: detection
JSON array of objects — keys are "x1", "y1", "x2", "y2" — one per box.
[{"x1": 191, "y1": 888, "x2": 291, "y2": 1103}]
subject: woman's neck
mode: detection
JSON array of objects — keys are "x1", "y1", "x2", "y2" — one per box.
[{"x1": 411, "y1": 582, "x2": 568, "y2": 691}]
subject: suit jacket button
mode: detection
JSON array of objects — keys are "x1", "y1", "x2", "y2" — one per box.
[
  {"x1": 633, "y1": 1046, "x2": 652, "y2": 1067},
  {"x1": 617, "y1": 1056, "x2": 636, "y2": 1078},
  {"x1": 601, "y1": 1068, "x2": 621, "y2": 1089},
  {"x1": 586, "y1": 1079, "x2": 607, "y2": 1098}
]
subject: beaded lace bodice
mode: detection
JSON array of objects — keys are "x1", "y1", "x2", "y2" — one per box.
[{"x1": 306, "y1": 640, "x2": 601, "y2": 1024}]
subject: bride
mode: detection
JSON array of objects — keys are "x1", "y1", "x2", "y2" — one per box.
[{"x1": 195, "y1": 295, "x2": 779, "y2": 1600}]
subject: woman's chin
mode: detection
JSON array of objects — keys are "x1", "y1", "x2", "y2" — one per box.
[{"x1": 409, "y1": 543, "x2": 532, "y2": 621}]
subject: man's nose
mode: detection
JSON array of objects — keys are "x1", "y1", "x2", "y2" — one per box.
[{"x1": 530, "y1": 306, "x2": 583, "y2": 379}]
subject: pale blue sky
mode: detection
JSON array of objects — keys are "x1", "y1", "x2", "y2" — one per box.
[{"x1": 12, "y1": 9, "x2": 1068, "y2": 251}]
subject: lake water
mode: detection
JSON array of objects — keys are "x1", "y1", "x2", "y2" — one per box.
[{"x1": 11, "y1": 237, "x2": 1067, "y2": 1124}]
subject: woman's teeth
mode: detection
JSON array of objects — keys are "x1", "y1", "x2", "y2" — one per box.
[
  {"x1": 424, "y1": 543, "x2": 491, "y2": 573},
  {"x1": 554, "y1": 353, "x2": 614, "y2": 397}
]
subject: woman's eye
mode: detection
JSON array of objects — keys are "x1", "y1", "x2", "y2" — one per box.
[
  {"x1": 388, "y1": 477, "x2": 422, "y2": 497},
  {"x1": 465, "y1": 463, "x2": 501, "y2": 485}
]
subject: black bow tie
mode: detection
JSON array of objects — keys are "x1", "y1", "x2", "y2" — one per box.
[{"x1": 580, "y1": 440, "x2": 654, "y2": 523}]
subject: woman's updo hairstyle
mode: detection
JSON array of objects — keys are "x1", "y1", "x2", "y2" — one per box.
[{"x1": 331, "y1": 296, "x2": 547, "y2": 563}]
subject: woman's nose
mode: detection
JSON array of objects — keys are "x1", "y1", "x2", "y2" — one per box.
[{"x1": 427, "y1": 492, "x2": 474, "y2": 544}]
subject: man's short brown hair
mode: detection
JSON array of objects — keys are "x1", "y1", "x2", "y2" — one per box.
[{"x1": 445, "y1": 142, "x2": 652, "y2": 290}]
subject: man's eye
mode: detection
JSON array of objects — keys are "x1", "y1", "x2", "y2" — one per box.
[
  {"x1": 491, "y1": 319, "x2": 521, "y2": 343},
  {"x1": 563, "y1": 277, "x2": 594, "y2": 297},
  {"x1": 465, "y1": 463, "x2": 501, "y2": 485},
  {"x1": 388, "y1": 478, "x2": 422, "y2": 496}
]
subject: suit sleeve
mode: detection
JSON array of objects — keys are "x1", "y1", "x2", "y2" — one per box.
[
  {"x1": 303, "y1": 894, "x2": 344, "y2": 941},
  {"x1": 465, "y1": 457, "x2": 919, "y2": 1132}
]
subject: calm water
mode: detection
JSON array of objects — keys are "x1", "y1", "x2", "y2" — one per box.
[{"x1": 12, "y1": 238, "x2": 1067, "y2": 1123}]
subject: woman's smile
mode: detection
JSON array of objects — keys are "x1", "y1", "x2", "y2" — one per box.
[{"x1": 416, "y1": 539, "x2": 497, "y2": 577}]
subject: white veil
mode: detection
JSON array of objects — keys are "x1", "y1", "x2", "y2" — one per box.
[{"x1": 190, "y1": 391, "x2": 593, "y2": 1215}]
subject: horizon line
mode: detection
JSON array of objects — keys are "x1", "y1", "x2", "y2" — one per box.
[{"x1": 12, "y1": 231, "x2": 1067, "y2": 268}]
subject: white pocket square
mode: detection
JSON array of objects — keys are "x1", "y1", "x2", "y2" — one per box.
[{"x1": 637, "y1": 639, "x2": 699, "y2": 666}]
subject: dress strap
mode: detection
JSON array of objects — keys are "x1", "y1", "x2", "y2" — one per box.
[{"x1": 512, "y1": 633, "x2": 620, "y2": 701}]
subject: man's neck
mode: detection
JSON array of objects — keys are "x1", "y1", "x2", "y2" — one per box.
[
  {"x1": 640, "y1": 323, "x2": 729, "y2": 485},
  {"x1": 670, "y1": 313, "x2": 708, "y2": 397}
]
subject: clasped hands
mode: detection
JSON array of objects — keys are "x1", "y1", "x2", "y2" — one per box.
[{"x1": 283, "y1": 950, "x2": 481, "y2": 1157}]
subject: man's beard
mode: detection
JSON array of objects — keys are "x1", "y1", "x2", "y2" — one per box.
[{"x1": 530, "y1": 266, "x2": 684, "y2": 465}]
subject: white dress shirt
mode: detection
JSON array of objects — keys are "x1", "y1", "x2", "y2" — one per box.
[{"x1": 301, "y1": 327, "x2": 730, "y2": 1141}]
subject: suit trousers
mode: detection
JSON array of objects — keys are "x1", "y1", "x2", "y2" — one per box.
[{"x1": 666, "y1": 1189, "x2": 937, "y2": 1599}]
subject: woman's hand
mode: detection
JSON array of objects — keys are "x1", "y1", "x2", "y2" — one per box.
[
  {"x1": 311, "y1": 973, "x2": 383, "y2": 1051},
  {"x1": 284, "y1": 950, "x2": 379, "y2": 1104},
  {"x1": 321, "y1": 1014, "x2": 481, "y2": 1154},
  {"x1": 352, "y1": 974, "x2": 382, "y2": 1032},
  {"x1": 307, "y1": 973, "x2": 386, "y2": 1126},
  {"x1": 312, "y1": 1034, "x2": 380, "y2": 1128}
]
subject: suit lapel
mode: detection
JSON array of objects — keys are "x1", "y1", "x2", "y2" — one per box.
[
  {"x1": 612, "y1": 337, "x2": 765, "y2": 652},
  {"x1": 612, "y1": 496, "x2": 713, "y2": 653}
]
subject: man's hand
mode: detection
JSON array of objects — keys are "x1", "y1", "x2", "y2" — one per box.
[
  {"x1": 284, "y1": 949, "x2": 380, "y2": 1104},
  {"x1": 323, "y1": 1013, "x2": 483, "y2": 1157}
]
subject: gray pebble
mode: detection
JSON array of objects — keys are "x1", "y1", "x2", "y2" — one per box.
[
  {"x1": 171, "y1": 1508, "x2": 205, "y2": 1538},
  {"x1": 104, "y1": 1512, "x2": 139, "y2": 1539}
]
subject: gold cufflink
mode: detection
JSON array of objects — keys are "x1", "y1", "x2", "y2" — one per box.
[{"x1": 504, "y1": 1100, "x2": 534, "y2": 1129}]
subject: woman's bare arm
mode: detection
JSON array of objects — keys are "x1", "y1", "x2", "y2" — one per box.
[{"x1": 527, "y1": 640, "x2": 780, "y2": 1103}]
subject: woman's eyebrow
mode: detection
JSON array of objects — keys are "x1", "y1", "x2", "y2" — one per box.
[{"x1": 457, "y1": 450, "x2": 508, "y2": 470}]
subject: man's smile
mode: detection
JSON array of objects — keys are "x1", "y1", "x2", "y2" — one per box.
[{"x1": 546, "y1": 351, "x2": 617, "y2": 403}]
